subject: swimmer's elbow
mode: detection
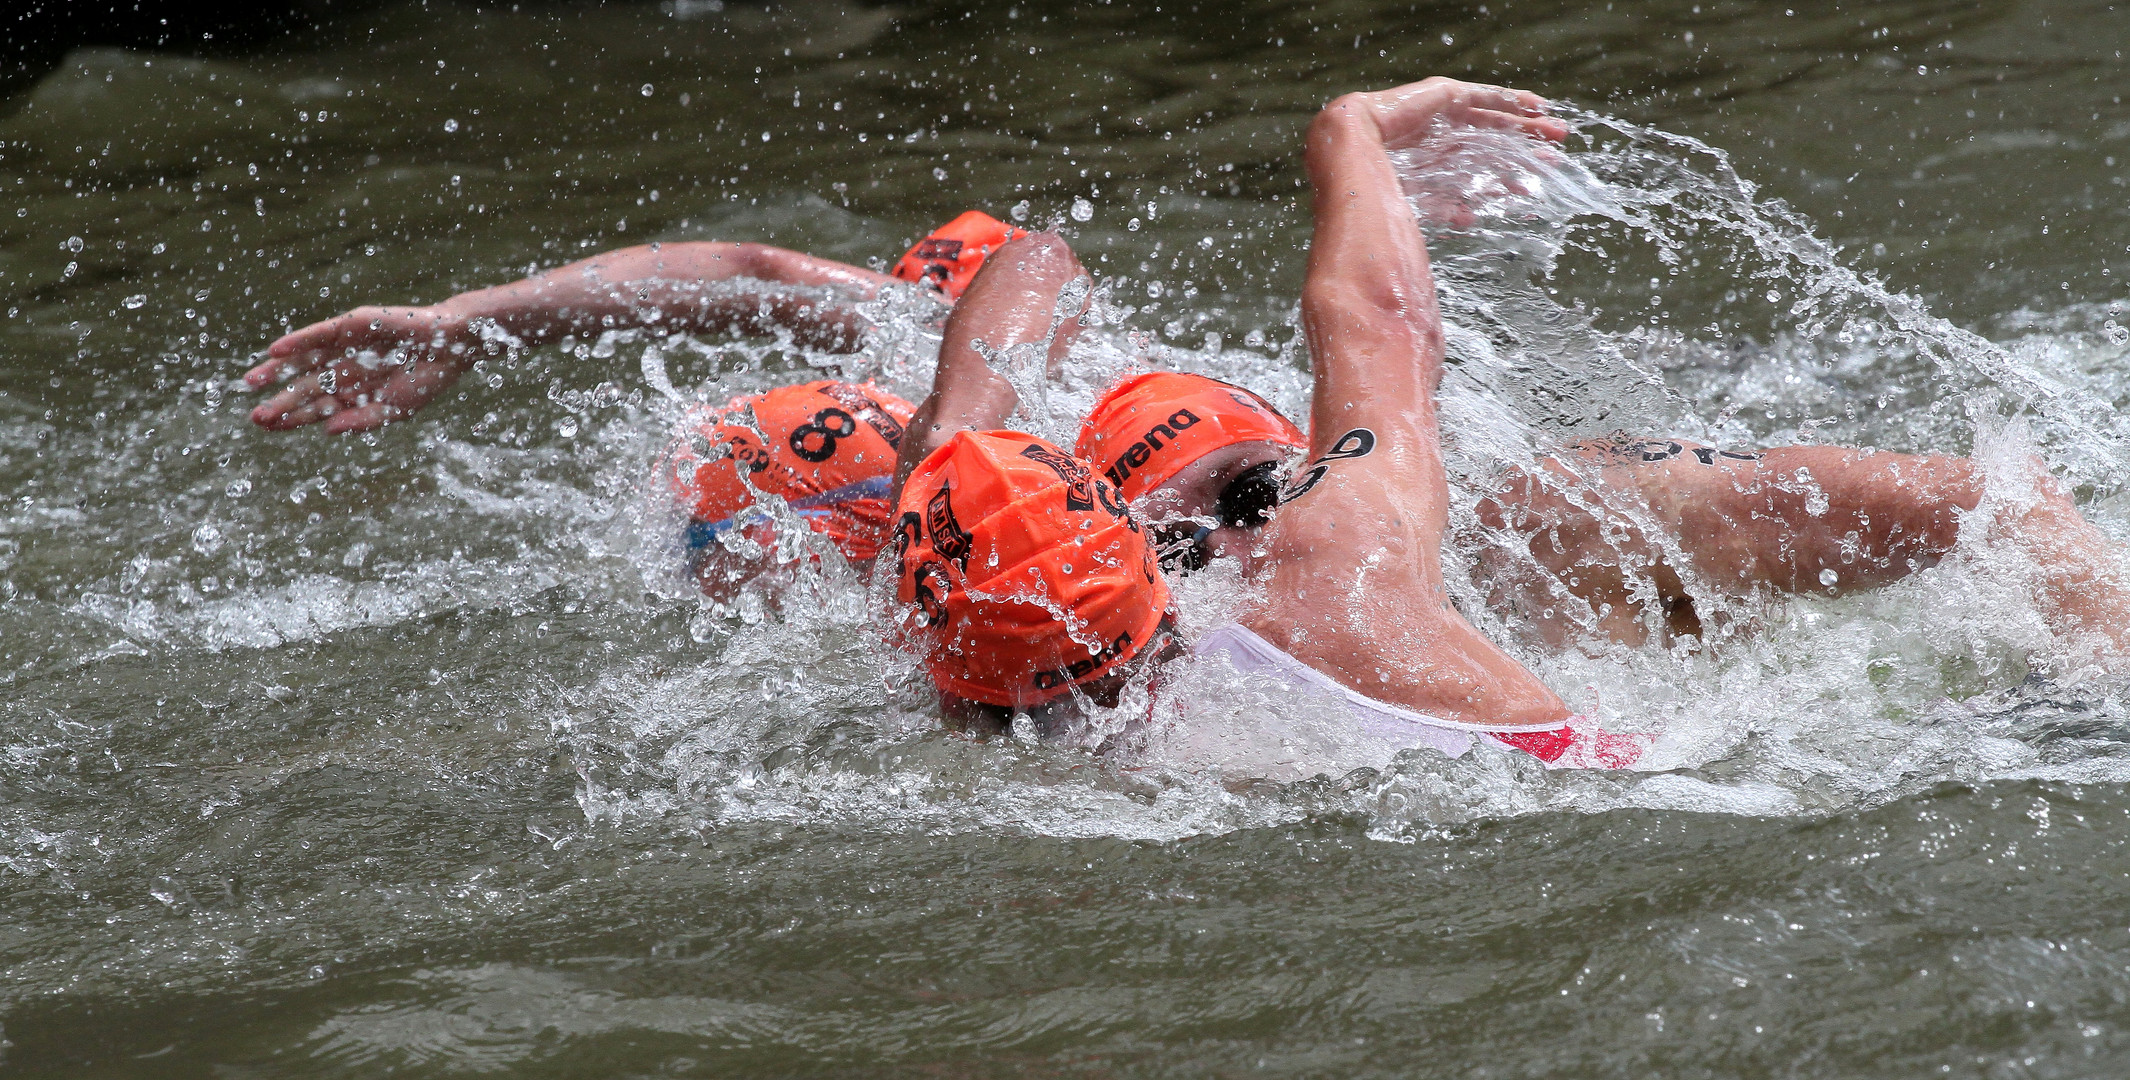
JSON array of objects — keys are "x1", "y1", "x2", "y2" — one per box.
[
  {"x1": 726, "y1": 242, "x2": 794, "y2": 279},
  {"x1": 1308, "y1": 94, "x2": 1375, "y2": 143},
  {"x1": 1301, "y1": 272, "x2": 1410, "y2": 328},
  {"x1": 996, "y1": 231, "x2": 1081, "y2": 274}
]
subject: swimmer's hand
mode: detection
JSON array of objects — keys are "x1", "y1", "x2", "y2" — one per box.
[
  {"x1": 1335, "y1": 77, "x2": 1568, "y2": 233},
  {"x1": 245, "y1": 306, "x2": 478, "y2": 433},
  {"x1": 1349, "y1": 76, "x2": 1567, "y2": 151}
]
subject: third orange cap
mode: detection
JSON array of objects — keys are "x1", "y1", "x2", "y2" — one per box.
[
  {"x1": 1075, "y1": 372, "x2": 1308, "y2": 501},
  {"x1": 890, "y1": 210, "x2": 1028, "y2": 300},
  {"x1": 665, "y1": 380, "x2": 914, "y2": 563},
  {"x1": 893, "y1": 430, "x2": 1169, "y2": 709}
]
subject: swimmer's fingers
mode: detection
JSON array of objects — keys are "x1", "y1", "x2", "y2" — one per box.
[
  {"x1": 249, "y1": 373, "x2": 339, "y2": 430},
  {"x1": 1441, "y1": 102, "x2": 1569, "y2": 143},
  {"x1": 251, "y1": 314, "x2": 371, "y2": 388},
  {"x1": 319, "y1": 359, "x2": 466, "y2": 435},
  {"x1": 242, "y1": 351, "x2": 317, "y2": 388},
  {"x1": 1366, "y1": 79, "x2": 1565, "y2": 148},
  {"x1": 249, "y1": 353, "x2": 393, "y2": 430},
  {"x1": 250, "y1": 306, "x2": 455, "y2": 388}
]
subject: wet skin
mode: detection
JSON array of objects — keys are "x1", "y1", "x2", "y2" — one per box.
[
  {"x1": 246, "y1": 241, "x2": 931, "y2": 434},
  {"x1": 1146, "y1": 418, "x2": 2130, "y2": 657}
]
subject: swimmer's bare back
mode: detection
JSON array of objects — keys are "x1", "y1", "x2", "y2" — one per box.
[
  {"x1": 1480, "y1": 440, "x2": 1985, "y2": 647},
  {"x1": 1243, "y1": 78, "x2": 1574, "y2": 729},
  {"x1": 1483, "y1": 436, "x2": 2130, "y2": 655}
]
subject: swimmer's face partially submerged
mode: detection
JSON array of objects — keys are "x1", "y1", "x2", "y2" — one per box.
[
  {"x1": 1136, "y1": 440, "x2": 1293, "y2": 575},
  {"x1": 668, "y1": 380, "x2": 913, "y2": 600},
  {"x1": 1075, "y1": 372, "x2": 1306, "y2": 578}
]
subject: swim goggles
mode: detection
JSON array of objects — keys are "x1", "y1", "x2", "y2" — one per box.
[{"x1": 1150, "y1": 459, "x2": 1283, "y2": 574}]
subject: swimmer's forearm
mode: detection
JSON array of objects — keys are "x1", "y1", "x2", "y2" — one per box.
[
  {"x1": 431, "y1": 242, "x2": 910, "y2": 352},
  {"x1": 893, "y1": 232, "x2": 1087, "y2": 491},
  {"x1": 1301, "y1": 97, "x2": 1448, "y2": 428}
]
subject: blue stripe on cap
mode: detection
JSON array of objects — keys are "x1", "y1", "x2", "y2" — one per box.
[{"x1": 683, "y1": 475, "x2": 895, "y2": 551}]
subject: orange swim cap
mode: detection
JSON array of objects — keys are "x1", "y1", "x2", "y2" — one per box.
[
  {"x1": 1075, "y1": 372, "x2": 1308, "y2": 501},
  {"x1": 893, "y1": 430, "x2": 1170, "y2": 708},
  {"x1": 890, "y1": 210, "x2": 1028, "y2": 300},
  {"x1": 665, "y1": 380, "x2": 915, "y2": 564}
]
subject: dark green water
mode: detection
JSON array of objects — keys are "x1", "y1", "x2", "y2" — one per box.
[{"x1": 9, "y1": 1, "x2": 2130, "y2": 1075}]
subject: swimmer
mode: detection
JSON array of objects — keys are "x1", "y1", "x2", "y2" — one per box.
[
  {"x1": 886, "y1": 217, "x2": 1636, "y2": 764},
  {"x1": 1081, "y1": 365, "x2": 2130, "y2": 661},
  {"x1": 665, "y1": 379, "x2": 915, "y2": 598},
  {"x1": 1071, "y1": 81, "x2": 2130, "y2": 662},
  {"x1": 244, "y1": 210, "x2": 1022, "y2": 433},
  {"x1": 245, "y1": 213, "x2": 1019, "y2": 593},
  {"x1": 885, "y1": 229, "x2": 1182, "y2": 732},
  {"x1": 894, "y1": 78, "x2": 2130, "y2": 769}
]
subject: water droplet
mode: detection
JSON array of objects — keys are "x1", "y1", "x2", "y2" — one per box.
[
  {"x1": 62, "y1": 236, "x2": 83, "y2": 253},
  {"x1": 443, "y1": 118, "x2": 460, "y2": 133},
  {"x1": 933, "y1": 166, "x2": 948, "y2": 182},
  {"x1": 641, "y1": 83, "x2": 655, "y2": 96},
  {"x1": 1070, "y1": 197, "x2": 1093, "y2": 222},
  {"x1": 191, "y1": 523, "x2": 225, "y2": 557},
  {"x1": 225, "y1": 477, "x2": 252, "y2": 498},
  {"x1": 121, "y1": 294, "x2": 146, "y2": 309},
  {"x1": 554, "y1": 416, "x2": 580, "y2": 438},
  {"x1": 1819, "y1": 568, "x2": 1839, "y2": 587},
  {"x1": 1009, "y1": 200, "x2": 1030, "y2": 222}
]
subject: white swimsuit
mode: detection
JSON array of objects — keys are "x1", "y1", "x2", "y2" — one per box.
[{"x1": 1191, "y1": 622, "x2": 1641, "y2": 767}]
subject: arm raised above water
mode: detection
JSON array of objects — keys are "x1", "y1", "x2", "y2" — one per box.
[
  {"x1": 1298, "y1": 78, "x2": 1563, "y2": 442},
  {"x1": 247, "y1": 241, "x2": 930, "y2": 434},
  {"x1": 891, "y1": 231, "x2": 1089, "y2": 496},
  {"x1": 1250, "y1": 78, "x2": 1571, "y2": 728}
]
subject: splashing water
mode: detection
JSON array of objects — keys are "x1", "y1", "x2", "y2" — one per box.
[
  {"x1": 27, "y1": 109, "x2": 2130, "y2": 852},
  {"x1": 534, "y1": 108, "x2": 2130, "y2": 845}
]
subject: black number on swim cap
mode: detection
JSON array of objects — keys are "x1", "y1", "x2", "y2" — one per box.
[
  {"x1": 789, "y1": 407, "x2": 857, "y2": 463},
  {"x1": 818, "y1": 383, "x2": 907, "y2": 448}
]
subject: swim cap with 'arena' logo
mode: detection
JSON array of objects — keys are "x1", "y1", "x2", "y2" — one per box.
[
  {"x1": 1075, "y1": 372, "x2": 1308, "y2": 500},
  {"x1": 893, "y1": 430, "x2": 1168, "y2": 708}
]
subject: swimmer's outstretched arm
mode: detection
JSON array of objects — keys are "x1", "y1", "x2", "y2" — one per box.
[
  {"x1": 247, "y1": 242, "x2": 936, "y2": 434},
  {"x1": 1248, "y1": 78, "x2": 1571, "y2": 727},
  {"x1": 891, "y1": 232, "x2": 1088, "y2": 494}
]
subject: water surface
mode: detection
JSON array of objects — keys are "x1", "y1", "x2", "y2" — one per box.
[{"x1": 8, "y1": 1, "x2": 2130, "y2": 1075}]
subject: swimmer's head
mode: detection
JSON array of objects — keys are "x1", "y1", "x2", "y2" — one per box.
[
  {"x1": 892, "y1": 429, "x2": 1170, "y2": 711},
  {"x1": 1074, "y1": 372, "x2": 1306, "y2": 575},
  {"x1": 665, "y1": 380, "x2": 913, "y2": 599},
  {"x1": 889, "y1": 210, "x2": 1027, "y2": 300}
]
